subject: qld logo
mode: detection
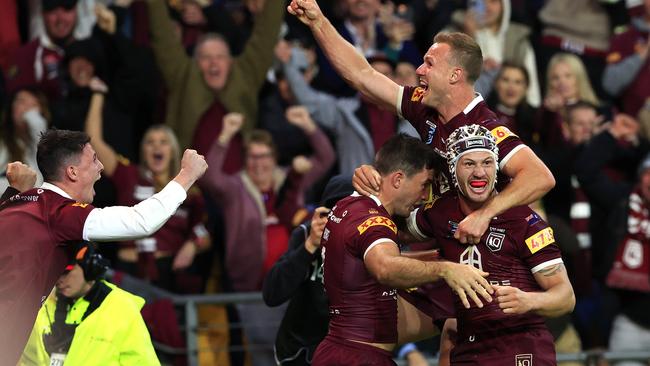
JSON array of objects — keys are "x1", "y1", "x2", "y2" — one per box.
[{"x1": 486, "y1": 232, "x2": 505, "y2": 252}]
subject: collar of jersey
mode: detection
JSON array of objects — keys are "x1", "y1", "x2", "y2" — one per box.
[
  {"x1": 463, "y1": 93, "x2": 484, "y2": 115},
  {"x1": 351, "y1": 191, "x2": 382, "y2": 206},
  {"x1": 41, "y1": 182, "x2": 73, "y2": 199}
]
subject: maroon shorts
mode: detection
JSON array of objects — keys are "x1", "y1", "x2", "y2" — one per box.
[
  {"x1": 398, "y1": 281, "x2": 456, "y2": 329},
  {"x1": 451, "y1": 327, "x2": 556, "y2": 366},
  {"x1": 312, "y1": 336, "x2": 396, "y2": 366}
]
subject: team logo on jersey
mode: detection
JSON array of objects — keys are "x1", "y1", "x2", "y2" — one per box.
[
  {"x1": 490, "y1": 126, "x2": 517, "y2": 145},
  {"x1": 357, "y1": 216, "x2": 397, "y2": 235},
  {"x1": 515, "y1": 353, "x2": 533, "y2": 365},
  {"x1": 369, "y1": 208, "x2": 379, "y2": 214},
  {"x1": 71, "y1": 202, "x2": 89, "y2": 208},
  {"x1": 411, "y1": 87, "x2": 425, "y2": 101},
  {"x1": 525, "y1": 227, "x2": 555, "y2": 254},
  {"x1": 425, "y1": 120, "x2": 437, "y2": 144},
  {"x1": 486, "y1": 232, "x2": 505, "y2": 252}
]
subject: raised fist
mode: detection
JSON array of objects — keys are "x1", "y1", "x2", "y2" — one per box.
[
  {"x1": 6, "y1": 162, "x2": 37, "y2": 192},
  {"x1": 219, "y1": 112, "x2": 244, "y2": 145}
]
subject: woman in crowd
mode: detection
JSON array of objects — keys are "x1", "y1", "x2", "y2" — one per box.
[
  {"x1": 0, "y1": 87, "x2": 49, "y2": 192},
  {"x1": 538, "y1": 53, "x2": 605, "y2": 147},
  {"x1": 486, "y1": 61, "x2": 538, "y2": 146},
  {"x1": 84, "y1": 78, "x2": 210, "y2": 293}
]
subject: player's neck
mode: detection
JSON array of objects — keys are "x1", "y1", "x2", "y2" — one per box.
[
  {"x1": 457, "y1": 193, "x2": 496, "y2": 216},
  {"x1": 49, "y1": 180, "x2": 83, "y2": 202},
  {"x1": 436, "y1": 87, "x2": 476, "y2": 123},
  {"x1": 376, "y1": 191, "x2": 395, "y2": 216}
]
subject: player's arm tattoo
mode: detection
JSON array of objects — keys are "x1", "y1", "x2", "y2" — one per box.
[{"x1": 538, "y1": 263, "x2": 563, "y2": 277}]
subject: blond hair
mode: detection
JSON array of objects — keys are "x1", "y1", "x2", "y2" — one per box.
[{"x1": 546, "y1": 53, "x2": 600, "y2": 106}]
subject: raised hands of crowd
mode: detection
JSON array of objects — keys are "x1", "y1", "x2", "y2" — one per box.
[
  {"x1": 218, "y1": 112, "x2": 245, "y2": 146},
  {"x1": 286, "y1": 105, "x2": 317, "y2": 134},
  {"x1": 305, "y1": 207, "x2": 329, "y2": 253},
  {"x1": 95, "y1": 3, "x2": 117, "y2": 35},
  {"x1": 182, "y1": 0, "x2": 208, "y2": 26},
  {"x1": 543, "y1": 92, "x2": 566, "y2": 113},
  {"x1": 608, "y1": 113, "x2": 640, "y2": 145},
  {"x1": 379, "y1": 2, "x2": 415, "y2": 49},
  {"x1": 89, "y1": 76, "x2": 109, "y2": 94},
  {"x1": 6, "y1": 162, "x2": 37, "y2": 192}
]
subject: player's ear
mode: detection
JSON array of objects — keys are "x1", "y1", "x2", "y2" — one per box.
[
  {"x1": 390, "y1": 171, "x2": 404, "y2": 189},
  {"x1": 65, "y1": 165, "x2": 78, "y2": 182},
  {"x1": 449, "y1": 67, "x2": 462, "y2": 84}
]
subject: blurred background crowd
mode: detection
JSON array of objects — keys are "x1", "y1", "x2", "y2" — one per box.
[{"x1": 3, "y1": 0, "x2": 650, "y2": 364}]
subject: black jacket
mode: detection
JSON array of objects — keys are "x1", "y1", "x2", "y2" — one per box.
[{"x1": 262, "y1": 222, "x2": 329, "y2": 365}]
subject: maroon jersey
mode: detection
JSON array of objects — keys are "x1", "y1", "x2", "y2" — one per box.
[
  {"x1": 411, "y1": 195, "x2": 562, "y2": 363},
  {"x1": 0, "y1": 188, "x2": 95, "y2": 364},
  {"x1": 111, "y1": 159, "x2": 207, "y2": 254},
  {"x1": 399, "y1": 87, "x2": 525, "y2": 195},
  {"x1": 321, "y1": 193, "x2": 400, "y2": 344}
]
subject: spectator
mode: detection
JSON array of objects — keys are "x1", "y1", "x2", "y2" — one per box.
[
  {"x1": 262, "y1": 175, "x2": 353, "y2": 366},
  {"x1": 409, "y1": 0, "x2": 457, "y2": 56},
  {"x1": 199, "y1": 111, "x2": 334, "y2": 366},
  {"x1": 257, "y1": 40, "x2": 321, "y2": 166},
  {"x1": 312, "y1": 0, "x2": 421, "y2": 95},
  {"x1": 605, "y1": 152, "x2": 650, "y2": 366},
  {"x1": 537, "y1": 0, "x2": 611, "y2": 99},
  {"x1": 575, "y1": 113, "x2": 649, "y2": 349},
  {"x1": 280, "y1": 42, "x2": 416, "y2": 176},
  {"x1": 146, "y1": 0, "x2": 284, "y2": 149},
  {"x1": 450, "y1": 0, "x2": 541, "y2": 106},
  {"x1": 6, "y1": 0, "x2": 79, "y2": 100},
  {"x1": 19, "y1": 242, "x2": 160, "y2": 365},
  {"x1": 85, "y1": 88, "x2": 211, "y2": 293},
  {"x1": 0, "y1": 0, "x2": 21, "y2": 72},
  {"x1": 537, "y1": 53, "x2": 602, "y2": 148},
  {"x1": 602, "y1": 0, "x2": 650, "y2": 117},
  {"x1": 486, "y1": 61, "x2": 538, "y2": 145},
  {"x1": 0, "y1": 87, "x2": 49, "y2": 192}
]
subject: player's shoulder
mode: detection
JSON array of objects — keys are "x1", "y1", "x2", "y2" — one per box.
[
  {"x1": 497, "y1": 206, "x2": 549, "y2": 231},
  {"x1": 420, "y1": 193, "x2": 456, "y2": 216}
]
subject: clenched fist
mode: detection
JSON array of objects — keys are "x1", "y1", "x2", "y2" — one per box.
[
  {"x1": 6, "y1": 162, "x2": 37, "y2": 192},
  {"x1": 174, "y1": 149, "x2": 208, "y2": 190}
]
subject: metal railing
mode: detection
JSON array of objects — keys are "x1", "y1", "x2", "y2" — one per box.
[{"x1": 139, "y1": 292, "x2": 650, "y2": 366}]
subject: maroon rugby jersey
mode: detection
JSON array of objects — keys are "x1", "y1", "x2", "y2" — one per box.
[
  {"x1": 111, "y1": 159, "x2": 207, "y2": 253},
  {"x1": 411, "y1": 195, "x2": 563, "y2": 339},
  {"x1": 0, "y1": 188, "x2": 95, "y2": 364},
  {"x1": 399, "y1": 87, "x2": 525, "y2": 195},
  {"x1": 321, "y1": 193, "x2": 400, "y2": 344}
]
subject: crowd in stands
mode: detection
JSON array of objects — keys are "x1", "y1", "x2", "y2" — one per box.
[{"x1": 3, "y1": 0, "x2": 650, "y2": 364}]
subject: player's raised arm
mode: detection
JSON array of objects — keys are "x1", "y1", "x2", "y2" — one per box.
[{"x1": 288, "y1": 0, "x2": 400, "y2": 111}]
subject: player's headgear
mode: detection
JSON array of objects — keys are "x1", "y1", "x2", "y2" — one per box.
[
  {"x1": 446, "y1": 124, "x2": 499, "y2": 190},
  {"x1": 65, "y1": 242, "x2": 109, "y2": 282}
]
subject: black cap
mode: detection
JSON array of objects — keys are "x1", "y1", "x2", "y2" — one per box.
[
  {"x1": 42, "y1": 0, "x2": 78, "y2": 12},
  {"x1": 321, "y1": 175, "x2": 354, "y2": 208}
]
